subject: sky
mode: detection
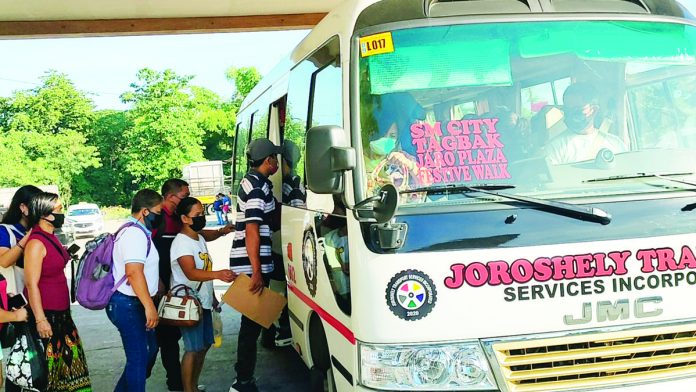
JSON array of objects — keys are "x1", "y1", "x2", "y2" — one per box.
[{"x1": 0, "y1": 30, "x2": 309, "y2": 110}]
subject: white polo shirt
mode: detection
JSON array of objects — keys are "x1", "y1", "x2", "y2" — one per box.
[{"x1": 112, "y1": 218, "x2": 160, "y2": 297}]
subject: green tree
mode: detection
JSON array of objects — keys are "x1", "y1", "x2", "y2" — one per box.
[
  {"x1": 119, "y1": 68, "x2": 220, "y2": 190},
  {"x1": 72, "y1": 110, "x2": 136, "y2": 206},
  {"x1": 0, "y1": 71, "x2": 99, "y2": 202},
  {"x1": 226, "y1": 66, "x2": 262, "y2": 109},
  {"x1": 192, "y1": 86, "x2": 236, "y2": 162}
]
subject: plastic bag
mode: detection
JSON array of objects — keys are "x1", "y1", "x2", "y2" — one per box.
[
  {"x1": 212, "y1": 307, "x2": 223, "y2": 348},
  {"x1": 5, "y1": 323, "x2": 47, "y2": 391}
]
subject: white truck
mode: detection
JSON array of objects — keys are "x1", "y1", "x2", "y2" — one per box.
[{"x1": 182, "y1": 161, "x2": 231, "y2": 215}]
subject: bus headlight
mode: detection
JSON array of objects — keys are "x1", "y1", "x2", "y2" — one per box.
[{"x1": 359, "y1": 342, "x2": 497, "y2": 390}]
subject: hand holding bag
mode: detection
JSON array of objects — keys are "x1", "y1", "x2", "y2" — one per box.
[
  {"x1": 157, "y1": 284, "x2": 202, "y2": 327},
  {"x1": 5, "y1": 323, "x2": 48, "y2": 392}
]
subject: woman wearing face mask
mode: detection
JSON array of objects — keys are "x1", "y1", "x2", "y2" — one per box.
[
  {"x1": 170, "y1": 197, "x2": 235, "y2": 392},
  {"x1": 0, "y1": 185, "x2": 42, "y2": 291},
  {"x1": 107, "y1": 189, "x2": 163, "y2": 392},
  {"x1": 23, "y1": 192, "x2": 92, "y2": 392}
]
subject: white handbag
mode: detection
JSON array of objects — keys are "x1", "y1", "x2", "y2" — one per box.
[{"x1": 157, "y1": 284, "x2": 202, "y2": 327}]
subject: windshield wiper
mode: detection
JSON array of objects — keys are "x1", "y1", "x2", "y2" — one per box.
[
  {"x1": 403, "y1": 184, "x2": 611, "y2": 225},
  {"x1": 584, "y1": 172, "x2": 695, "y2": 185},
  {"x1": 585, "y1": 172, "x2": 696, "y2": 212}
]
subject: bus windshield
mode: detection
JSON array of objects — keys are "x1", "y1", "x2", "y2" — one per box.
[{"x1": 358, "y1": 20, "x2": 696, "y2": 207}]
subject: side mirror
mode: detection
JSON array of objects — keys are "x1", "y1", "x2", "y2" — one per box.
[{"x1": 305, "y1": 125, "x2": 356, "y2": 194}]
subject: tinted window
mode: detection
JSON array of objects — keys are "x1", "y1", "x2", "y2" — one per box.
[
  {"x1": 251, "y1": 108, "x2": 269, "y2": 140},
  {"x1": 284, "y1": 36, "x2": 341, "y2": 189},
  {"x1": 233, "y1": 119, "x2": 251, "y2": 191}
]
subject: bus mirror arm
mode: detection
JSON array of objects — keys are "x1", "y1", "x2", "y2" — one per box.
[{"x1": 348, "y1": 183, "x2": 399, "y2": 224}]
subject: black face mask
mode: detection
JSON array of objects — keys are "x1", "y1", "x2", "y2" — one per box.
[
  {"x1": 144, "y1": 210, "x2": 163, "y2": 230},
  {"x1": 190, "y1": 216, "x2": 207, "y2": 232},
  {"x1": 44, "y1": 213, "x2": 65, "y2": 229},
  {"x1": 564, "y1": 108, "x2": 592, "y2": 132}
]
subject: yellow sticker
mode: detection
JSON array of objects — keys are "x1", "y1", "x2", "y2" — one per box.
[{"x1": 359, "y1": 32, "x2": 395, "y2": 58}]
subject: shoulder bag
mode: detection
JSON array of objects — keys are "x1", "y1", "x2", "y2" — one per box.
[{"x1": 157, "y1": 284, "x2": 203, "y2": 327}]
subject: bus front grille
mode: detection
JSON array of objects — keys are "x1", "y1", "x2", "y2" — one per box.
[{"x1": 491, "y1": 323, "x2": 696, "y2": 391}]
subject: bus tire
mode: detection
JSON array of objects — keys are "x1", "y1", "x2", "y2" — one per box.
[
  {"x1": 309, "y1": 314, "x2": 336, "y2": 391},
  {"x1": 205, "y1": 203, "x2": 214, "y2": 216}
]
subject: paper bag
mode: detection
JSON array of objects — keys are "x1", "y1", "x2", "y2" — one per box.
[{"x1": 222, "y1": 273, "x2": 287, "y2": 329}]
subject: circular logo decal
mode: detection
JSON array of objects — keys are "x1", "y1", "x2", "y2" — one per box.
[
  {"x1": 302, "y1": 229, "x2": 318, "y2": 297},
  {"x1": 386, "y1": 269, "x2": 437, "y2": 321}
]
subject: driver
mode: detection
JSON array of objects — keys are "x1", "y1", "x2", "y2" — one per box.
[{"x1": 544, "y1": 82, "x2": 626, "y2": 165}]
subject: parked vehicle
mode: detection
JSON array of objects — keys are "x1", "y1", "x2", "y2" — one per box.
[
  {"x1": 182, "y1": 161, "x2": 231, "y2": 215},
  {"x1": 234, "y1": 0, "x2": 696, "y2": 391},
  {"x1": 65, "y1": 202, "x2": 103, "y2": 238}
]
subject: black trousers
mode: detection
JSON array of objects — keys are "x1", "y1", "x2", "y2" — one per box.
[
  {"x1": 235, "y1": 275, "x2": 270, "y2": 382},
  {"x1": 5, "y1": 380, "x2": 20, "y2": 392},
  {"x1": 147, "y1": 312, "x2": 183, "y2": 390},
  {"x1": 270, "y1": 253, "x2": 290, "y2": 335}
]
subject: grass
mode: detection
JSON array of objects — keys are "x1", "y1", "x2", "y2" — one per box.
[{"x1": 101, "y1": 206, "x2": 131, "y2": 221}]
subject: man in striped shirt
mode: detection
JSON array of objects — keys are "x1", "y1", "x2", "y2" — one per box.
[{"x1": 229, "y1": 137, "x2": 281, "y2": 392}]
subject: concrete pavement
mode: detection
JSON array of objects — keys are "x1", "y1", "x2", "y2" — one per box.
[{"x1": 73, "y1": 293, "x2": 310, "y2": 391}]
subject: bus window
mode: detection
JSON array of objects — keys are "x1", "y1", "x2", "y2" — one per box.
[
  {"x1": 283, "y1": 36, "x2": 341, "y2": 205},
  {"x1": 309, "y1": 59, "x2": 343, "y2": 128},
  {"x1": 358, "y1": 20, "x2": 696, "y2": 204},
  {"x1": 520, "y1": 78, "x2": 570, "y2": 119},
  {"x1": 251, "y1": 108, "x2": 269, "y2": 140},
  {"x1": 452, "y1": 101, "x2": 476, "y2": 120},
  {"x1": 317, "y1": 195, "x2": 350, "y2": 314},
  {"x1": 233, "y1": 116, "x2": 251, "y2": 192}
]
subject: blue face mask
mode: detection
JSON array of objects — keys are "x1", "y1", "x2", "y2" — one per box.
[
  {"x1": 144, "y1": 210, "x2": 162, "y2": 230},
  {"x1": 370, "y1": 137, "x2": 396, "y2": 156}
]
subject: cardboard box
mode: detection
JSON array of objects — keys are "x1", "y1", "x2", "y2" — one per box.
[{"x1": 222, "y1": 273, "x2": 287, "y2": 329}]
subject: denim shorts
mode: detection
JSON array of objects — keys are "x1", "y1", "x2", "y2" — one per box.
[{"x1": 181, "y1": 309, "x2": 214, "y2": 352}]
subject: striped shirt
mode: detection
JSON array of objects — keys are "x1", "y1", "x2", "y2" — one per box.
[
  {"x1": 282, "y1": 173, "x2": 306, "y2": 208},
  {"x1": 229, "y1": 170, "x2": 276, "y2": 274}
]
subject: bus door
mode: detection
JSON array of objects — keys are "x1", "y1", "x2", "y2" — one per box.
[{"x1": 281, "y1": 36, "x2": 356, "y2": 389}]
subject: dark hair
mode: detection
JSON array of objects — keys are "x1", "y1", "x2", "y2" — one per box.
[
  {"x1": 175, "y1": 197, "x2": 202, "y2": 218},
  {"x1": 1, "y1": 185, "x2": 42, "y2": 225},
  {"x1": 249, "y1": 157, "x2": 268, "y2": 169},
  {"x1": 161, "y1": 179, "x2": 189, "y2": 198},
  {"x1": 28, "y1": 192, "x2": 60, "y2": 227},
  {"x1": 563, "y1": 82, "x2": 600, "y2": 106},
  {"x1": 131, "y1": 189, "x2": 163, "y2": 213}
]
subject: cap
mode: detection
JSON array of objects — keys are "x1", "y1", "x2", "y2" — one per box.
[
  {"x1": 281, "y1": 140, "x2": 301, "y2": 168},
  {"x1": 246, "y1": 138, "x2": 282, "y2": 161}
]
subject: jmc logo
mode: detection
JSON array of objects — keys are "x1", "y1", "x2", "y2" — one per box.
[{"x1": 563, "y1": 296, "x2": 663, "y2": 325}]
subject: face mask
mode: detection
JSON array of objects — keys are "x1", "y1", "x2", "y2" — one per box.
[
  {"x1": 268, "y1": 159, "x2": 279, "y2": 176},
  {"x1": 44, "y1": 213, "x2": 65, "y2": 229},
  {"x1": 144, "y1": 210, "x2": 162, "y2": 230},
  {"x1": 370, "y1": 137, "x2": 396, "y2": 156},
  {"x1": 190, "y1": 216, "x2": 207, "y2": 232},
  {"x1": 564, "y1": 108, "x2": 592, "y2": 132}
]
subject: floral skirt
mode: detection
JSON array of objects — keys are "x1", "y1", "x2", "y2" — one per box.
[{"x1": 42, "y1": 310, "x2": 92, "y2": 392}]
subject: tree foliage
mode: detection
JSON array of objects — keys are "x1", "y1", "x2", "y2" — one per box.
[
  {"x1": 226, "y1": 66, "x2": 262, "y2": 108},
  {"x1": 0, "y1": 67, "x2": 262, "y2": 207},
  {"x1": 0, "y1": 71, "x2": 100, "y2": 203},
  {"x1": 71, "y1": 110, "x2": 134, "y2": 206}
]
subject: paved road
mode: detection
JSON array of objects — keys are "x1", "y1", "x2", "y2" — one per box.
[{"x1": 5, "y1": 217, "x2": 311, "y2": 392}]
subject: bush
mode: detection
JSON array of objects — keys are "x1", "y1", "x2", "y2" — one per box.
[{"x1": 101, "y1": 206, "x2": 131, "y2": 221}]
